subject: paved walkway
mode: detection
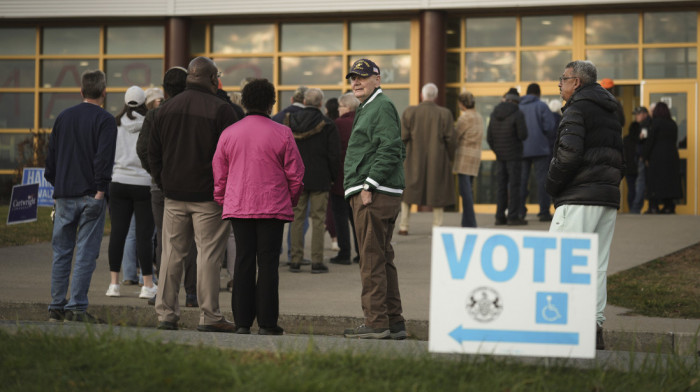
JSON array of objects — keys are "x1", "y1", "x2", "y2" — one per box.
[{"x1": 1, "y1": 212, "x2": 699, "y2": 354}]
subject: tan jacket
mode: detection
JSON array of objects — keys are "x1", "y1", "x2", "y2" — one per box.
[{"x1": 452, "y1": 109, "x2": 483, "y2": 176}]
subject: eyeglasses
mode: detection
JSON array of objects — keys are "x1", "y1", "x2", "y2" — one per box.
[
  {"x1": 217, "y1": 71, "x2": 223, "y2": 78},
  {"x1": 559, "y1": 76, "x2": 577, "y2": 83}
]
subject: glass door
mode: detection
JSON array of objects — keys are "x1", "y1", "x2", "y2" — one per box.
[{"x1": 642, "y1": 80, "x2": 697, "y2": 215}]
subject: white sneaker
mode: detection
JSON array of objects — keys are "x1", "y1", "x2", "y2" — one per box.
[
  {"x1": 139, "y1": 284, "x2": 158, "y2": 299},
  {"x1": 331, "y1": 241, "x2": 340, "y2": 251},
  {"x1": 105, "y1": 284, "x2": 120, "y2": 297}
]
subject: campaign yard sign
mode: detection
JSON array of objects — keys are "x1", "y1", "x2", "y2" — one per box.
[
  {"x1": 22, "y1": 167, "x2": 53, "y2": 207},
  {"x1": 7, "y1": 183, "x2": 39, "y2": 225},
  {"x1": 429, "y1": 227, "x2": 598, "y2": 359}
]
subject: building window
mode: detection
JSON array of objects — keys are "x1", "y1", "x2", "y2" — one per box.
[
  {"x1": 586, "y1": 14, "x2": 638, "y2": 44},
  {"x1": 644, "y1": 11, "x2": 697, "y2": 43},
  {"x1": 521, "y1": 15, "x2": 572, "y2": 46}
]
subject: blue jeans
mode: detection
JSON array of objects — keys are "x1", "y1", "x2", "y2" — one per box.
[
  {"x1": 49, "y1": 195, "x2": 107, "y2": 312},
  {"x1": 458, "y1": 174, "x2": 477, "y2": 227},
  {"x1": 520, "y1": 155, "x2": 552, "y2": 217}
]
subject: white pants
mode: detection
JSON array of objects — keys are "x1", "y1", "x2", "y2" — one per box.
[{"x1": 549, "y1": 204, "x2": 617, "y2": 327}]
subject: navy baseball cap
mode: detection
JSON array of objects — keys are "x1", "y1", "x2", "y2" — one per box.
[{"x1": 345, "y1": 58, "x2": 381, "y2": 79}]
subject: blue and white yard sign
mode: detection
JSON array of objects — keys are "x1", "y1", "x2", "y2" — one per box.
[
  {"x1": 22, "y1": 167, "x2": 53, "y2": 207},
  {"x1": 429, "y1": 227, "x2": 598, "y2": 359},
  {"x1": 7, "y1": 183, "x2": 39, "y2": 225}
]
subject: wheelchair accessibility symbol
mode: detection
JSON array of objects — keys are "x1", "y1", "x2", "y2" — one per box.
[{"x1": 536, "y1": 292, "x2": 568, "y2": 325}]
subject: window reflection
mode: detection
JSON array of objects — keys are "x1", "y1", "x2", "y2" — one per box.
[
  {"x1": 190, "y1": 22, "x2": 206, "y2": 54},
  {"x1": 0, "y1": 60, "x2": 35, "y2": 87},
  {"x1": 521, "y1": 15, "x2": 572, "y2": 46},
  {"x1": 42, "y1": 27, "x2": 99, "y2": 54},
  {"x1": 350, "y1": 21, "x2": 410, "y2": 50},
  {"x1": 42, "y1": 60, "x2": 98, "y2": 88},
  {"x1": 281, "y1": 23, "x2": 342, "y2": 52},
  {"x1": 475, "y1": 160, "x2": 497, "y2": 204},
  {"x1": 280, "y1": 56, "x2": 342, "y2": 85},
  {"x1": 40, "y1": 93, "x2": 82, "y2": 128},
  {"x1": 0, "y1": 133, "x2": 33, "y2": 170},
  {"x1": 586, "y1": 49, "x2": 638, "y2": 79},
  {"x1": 215, "y1": 58, "x2": 273, "y2": 88},
  {"x1": 0, "y1": 28, "x2": 35, "y2": 55},
  {"x1": 0, "y1": 93, "x2": 33, "y2": 128},
  {"x1": 586, "y1": 14, "x2": 638, "y2": 44},
  {"x1": 107, "y1": 26, "x2": 163, "y2": 54},
  {"x1": 213, "y1": 24, "x2": 275, "y2": 54},
  {"x1": 521, "y1": 50, "x2": 571, "y2": 81},
  {"x1": 383, "y1": 89, "x2": 409, "y2": 116},
  {"x1": 446, "y1": 53, "x2": 460, "y2": 83},
  {"x1": 349, "y1": 55, "x2": 410, "y2": 84},
  {"x1": 475, "y1": 95, "x2": 502, "y2": 150},
  {"x1": 466, "y1": 17, "x2": 516, "y2": 47},
  {"x1": 643, "y1": 48, "x2": 697, "y2": 79},
  {"x1": 650, "y1": 92, "x2": 688, "y2": 149},
  {"x1": 106, "y1": 59, "x2": 163, "y2": 87},
  {"x1": 644, "y1": 12, "x2": 697, "y2": 43},
  {"x1": 466, "y1": 52, "x2": 515, "y2": 82},
  {"x1": 446, "y1": 18, "x2": 461, "y2": 48}
]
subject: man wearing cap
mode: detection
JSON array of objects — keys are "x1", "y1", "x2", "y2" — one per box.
[
  {"x1": 625, "y1": 106, "x2": 650, "y2": 213},
  {"x1": 342, "y1": 58, "x2": 407, "y2": 340},
  {"x1": 137, "y1": 66, "x2": 199, "y2": 308},
  {"x1": 518, "y1": 83, "x2": 557, "y2": 222},
  {"x1": 399, "y1": 82, "x2": 456, "y2": 235},
  {"x1": 487, "y1": 87, "x2": 528, "y2": 226},
  {"x1": 600, "y1": 78, "x2": 625, "y2": 127},
  {"x1": 45, "y1": 69, "x2": 117, "y2": 323},
  {"x1": 547, "y1": 60, "x2": 624, "y2": 350},
  {"x1": 149, "y1": 57, "x2": 240, "y2": 332}
]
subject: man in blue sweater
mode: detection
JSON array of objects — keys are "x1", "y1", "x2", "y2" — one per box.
[{"x1": 44, "y1": 70, "x2": 117, "y2": 323}]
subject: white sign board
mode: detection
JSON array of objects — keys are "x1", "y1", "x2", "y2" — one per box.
[{"x1": 429, "y1": 227, "x2": 598, "y2": 359}]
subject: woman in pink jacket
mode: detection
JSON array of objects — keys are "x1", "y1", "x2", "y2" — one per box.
[{"x1": 213, "y1": 79, "x2": 304, "y2": 335}]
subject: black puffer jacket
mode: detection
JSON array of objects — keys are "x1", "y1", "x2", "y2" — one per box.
[
  {"x1": 486, "y1": 101, "x2": 528, "y2": 161},
  {"x1": 546, "y1": 83, "x2": 624, "y2": 208},
  {"x1": 285, "y1": 107, "x2": 341, "y2": 192}
]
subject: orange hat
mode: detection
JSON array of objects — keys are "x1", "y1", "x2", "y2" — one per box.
[{"x1": 600, "y1": 78, "x2": 614, "y2": 89}]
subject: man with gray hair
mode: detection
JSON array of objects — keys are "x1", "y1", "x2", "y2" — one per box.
[
  {"x1": 399, "y1": 82, "x2": 455, "y2": 235},
  {"x1": 547, "y1": 60, "x2": 624, "y2": 350},
  {"x1": 272, "y1": 85, "x2": 308, "y2": 123},
  {"x1": 285, "y1": 88, "x2": 341, "y2": 273}
]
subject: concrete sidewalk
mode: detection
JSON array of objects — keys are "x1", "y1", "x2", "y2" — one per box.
[{"x1": 1, "y1": 212, "x2": 699, "y2": 354}]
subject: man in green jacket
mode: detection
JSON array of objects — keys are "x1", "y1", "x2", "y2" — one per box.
[{"x1": 342, "y1": 58, "x2": 407, "y2": 340}]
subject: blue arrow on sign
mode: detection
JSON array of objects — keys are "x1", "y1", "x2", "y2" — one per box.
[{"x1": 449, "y1": 326, "x2": 579, "y2": 345}]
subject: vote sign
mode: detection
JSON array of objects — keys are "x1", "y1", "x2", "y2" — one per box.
[
  {"x1": 22, "y1": 167, "x2": 54, "y2": 207},
  {"x1": 429, "y1": 227, "x2": 598, "y2": 359}
]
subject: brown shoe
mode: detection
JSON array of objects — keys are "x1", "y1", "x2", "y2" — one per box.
[
  {"x1": 197, "y1": 319, "x2": 236, "y2": 333},
  {"x1": 398, "y1": 230, "x2": 408, "y2": 236}
]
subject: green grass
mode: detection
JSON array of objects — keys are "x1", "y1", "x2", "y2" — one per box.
[
  {"x1": 608, "y1": 242, "x2": 700, "y2": 319},
  {"x1": 0, "y1": 205, "x2": 110, "y2": 247},
  {"x1": 0, "y1": 329, "x2": 698, "y2": 392}
]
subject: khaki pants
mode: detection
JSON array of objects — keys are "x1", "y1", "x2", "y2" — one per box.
[
  {"x1": 291, "y1": 191, "x2": 328, "y2": 264},
  {"x1": 399, "y1": 202, "x2": 444, "y2": 231},
  {"x1": 350, "y1": 192, "x2": 404, "y2": 328},
  {"x1": 156, "y1": 199, "x2": 230, "y2": 325}
]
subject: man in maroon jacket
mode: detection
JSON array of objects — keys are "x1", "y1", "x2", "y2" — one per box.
[{"x1": 329, "y1": 92, "x2": 361, "y2": 265}]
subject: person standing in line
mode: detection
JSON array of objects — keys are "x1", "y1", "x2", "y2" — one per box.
[
  {"x1": 45, "y1": 69, "x2": 117, "y2": 323},
  {"x1": 149, "y1": 57, "x2": 239, "y2": 332},
  {"x1": 518, "y1": 83, "x2": 557, "y2": 222},
  {"x1": 642, "y1": 102, "x2": 683, "y2": 214},
  {"x1": 547, "y1": 60, "x2": 624, "y2": 350},
  {"x1": 137, "y1": 67, "x2": 198, "y2": 308},
  {"x1": 213, "y1": 78, "x2": 305, "y2": 335},
  {"x1": 398, "y1": 83, "x2": 455, "y2": 236},
  {"x1": 105, "y1": 86, "x2": 157, "y2": 300},
  {"x1": 342, "y1": 58, "x2": 407, "y2": 340},
  {"x1": 452, "y1": 91, "x2": 483, "y2": 228},
  {"x1": 285, "y1": 88, "x2": 341, "y2": 274},
  {"x1": 486, "y1": 87, "x2": 528, "y2": 226},
  {"x1": 627, "y1": 107, "x2": 650, "y2": 214},
  {"x1": 329, "y1": 92, "x2": 362, "y2": 265}
]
